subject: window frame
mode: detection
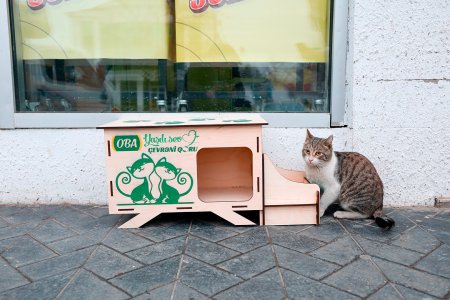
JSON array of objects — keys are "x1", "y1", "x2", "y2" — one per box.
[{"x1": 0, "y1": 0, "x2": 348, "y2": 129}]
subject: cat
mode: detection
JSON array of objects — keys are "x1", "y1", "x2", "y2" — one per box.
[
  {"x1": 116, "y1": 153, "x2": 156, "y2": 204},
  {"x1": 154, "y1": 158, "x2": 193, "y2": 204},
  {"x1": 302, "y1": 129, "x2": 395, "y2": 229}
]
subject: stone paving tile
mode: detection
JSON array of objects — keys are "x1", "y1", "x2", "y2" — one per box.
[
  {"x1": 391, "y1": 226, "x2": 441, "y2": 254},
  {"x1": 215, "y1": 268, "x2": 285, "y2": 300},
  {"x1": 1, "y1": 206, "x2": 449, "y2": 299},
  {"x1": 173, "y1": 282, "x2": 210, "y2": 300},
  {"x1": 0, "y1": 257, "x2": 29, "y2": 293},
  {"x1": 218, "y1": 227, "x2": 269, "y2": 253},
  {"x1": 110, "y1": 256, "x2": 180, "y2": 297},
  {"x1": 190, "y1": 220, "x2": 239, "y2": 242},
  {"x1": 373, "y1": 257, "x2": 450, "y2": 298},
  {"x1": 84, "y1": 245, "x2": 142, "y2": 279},
  {"x1": 310, "y1": 236, "x2": 363, "y2": 266},
  {"x1": 186, "y1": 236, "x2": 239, "y2": 265},
  {"x1": 133, "y1": 222, "x2": 190, "y2": 242},
  {"x1": 84, "y1": 227, "x2": 113, "y2": 243},
  {"x1": 323, "y1": 257, "x2": 387, "y2": 298},
  {"x1": 394, "y1": 284, "x2": 440, "y2": 299},
  {"x1": 29, "y1": 220, "x2": 77, "y2": 243},
  {"x1": 75, "y1": 214, "x2": 123, "y2": 232},
  {"x1": 269, "y1": 227, "x2": 324, "y2": 253},
  {"x1": 1, "y1": 207, "x2": 47, "y2": 225},
  {"x1": 19, "y1": 246, "x2": 95, "y2": 280},
  {"x1": 33, "y1": 206, "x2": 96, "y2": 228},
  {"x1": 59, "y1": 270, "x2": 129, "y2": 300},
  {"x1": 298, "y1": 219, "x2": 347, "y2": 243},
  {"x1": 341, "y1": 211, "x2": 416, "y2": 242},
  {"x1": 398, "y1": 208, "x2": 440, "y2": 224},
  {"x1": 102, "y1": 229, "x2": 153, "y2": 253},
  {"x1": 282, "y1": 268, "x2": 360, "y2": 300},
  {"x1": 78, "y1": 206, "x2": 110, "y2": 218},
  {"x1": 0, "y1": 206, "x2": 30, "y2": 217},
  {"x1": 419, "y1": 217, "x2": 450, "y2": 244},
  {"x1": 367, "y1": 284, "x2": 403, "y2": 300},
  {"x1": 47, "y1": 235, "x2": 98, "y2": 254},
  {"x1": 0, "y1": 217, "x2": 7, "y2": 228},
  {"x1": 274, "y1": 245, "x2": 339, "y2": 280},
  {"x1": 435, "y1": 210, "x2": 450, "y2": 222},
  {"x1": 414, "y1": 244, "x2": 450, "y2": 279},
  {"x1": 1, "y1": 236, "x2": 56, "y2": 267},
  {"x1": 140, "y1": 282, "x2": 211, "y2": 300},
  {"x1": 217, "y1": 245, "x2": 276, "y2": 279},
  {"x1": 355, "y1": 236, "x2": 424, "y2": 266},
  {"x1": 368, "y1": 283, "x2": 440, "y2": 300},
  {"x1": 180, "y1": 256, "x2": 242, "y2": 296},
  {"x1": 0, "y1": 270, "x2": 73, "y2": 300},
  {"x1": 138, "y1": 284, "x2": 173, "y2": 300},
  {"x1": 0, "y1": 223, "x2": 38, "y2": 241},
  {"x1": 127, "y1": 236, "x2": 185, "y2": 265}
]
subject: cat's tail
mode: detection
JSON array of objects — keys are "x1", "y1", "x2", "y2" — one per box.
[
  {"x1": 177, "y1": 172, "x2": 194, "y2": 197},
  {"x1": 115, "y1": 171, "x2": 132, "y2": 197},
  {"x1": 373, "y1": 208, "x2": 395, "y2": 229}
]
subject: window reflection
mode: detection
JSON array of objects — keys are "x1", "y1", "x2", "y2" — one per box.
[{"x1": 12, "y1": 0, "x2": 330, "y2": 113}]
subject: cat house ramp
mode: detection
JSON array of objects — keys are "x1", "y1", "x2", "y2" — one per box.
[{"x1": 99, "y1": 114, "x2": 320, "y2": 228}]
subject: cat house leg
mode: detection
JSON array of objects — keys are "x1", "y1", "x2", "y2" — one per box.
[
  {"x1": 212, "y1": 209, "x2": 255, "y2": 226},
  {"x1": 119, "y1": 211, "x2": 161, "y2": 228}
]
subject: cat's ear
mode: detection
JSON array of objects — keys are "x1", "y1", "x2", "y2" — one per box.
[
  {"x1": 158, "y1": 157, "x2": 166, "y2": 163},
  {"x1": 306, "y1": 129, "x2": 313, "y2": 141},
  {"x1": 142, "y1": 153, "x2": 150, "y2": 159},
  {"x1": 127, "y1": 166, "x2": 132, "y2": 173},
  {"x1": 324, "y1": 135, "x2": 334, "y2": 145}
]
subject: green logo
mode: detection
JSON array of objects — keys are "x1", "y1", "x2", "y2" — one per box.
[
  {"x1": 113, "y1": 135, "x2": 141, "y2": 152},
  {"x1": 115, "y1": 155, "x2": 194, "y2": 206}
]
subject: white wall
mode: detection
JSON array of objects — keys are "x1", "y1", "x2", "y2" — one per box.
[{"x1": 1, "y1": 0, "x2": 449, "y2": 206}]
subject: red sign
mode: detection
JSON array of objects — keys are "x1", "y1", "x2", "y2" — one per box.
[
  {"x1": 189, "y1": 0, "x2": 243, "y2": 13},
  {"x1": 27, "y1": 0, "x2": 68, "y2": 10}
]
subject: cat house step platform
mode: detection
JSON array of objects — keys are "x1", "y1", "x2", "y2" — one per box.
[
  {"x1": 99, "y1": 114, "x2": 320, "y2": 228},
  {"x1": 262, "y1": 154, "x2": 320, "y2": 225}
]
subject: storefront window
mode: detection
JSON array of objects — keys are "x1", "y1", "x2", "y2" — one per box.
[{"x1": 10, "y1": 0, "x2": 330, "y2": 113}]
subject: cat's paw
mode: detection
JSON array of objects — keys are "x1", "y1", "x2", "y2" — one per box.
[{"x1": 333, "y1": 211, "x2": 345, "y2": 218}]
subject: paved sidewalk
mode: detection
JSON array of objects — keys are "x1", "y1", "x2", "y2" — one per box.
[{"x1": 0, "y1": 206, "x2": 449, "y2": 299}]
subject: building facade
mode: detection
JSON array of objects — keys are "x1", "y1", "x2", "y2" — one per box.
[{"x1": 0, "y1": 0, "x2": 449, "y2": 206}]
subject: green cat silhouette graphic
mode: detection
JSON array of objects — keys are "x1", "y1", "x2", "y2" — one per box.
[
  {"x1": 154, "y1": 158, "x2": 194, "y2": 204},
  {"x1": 116, "y1": 153, "x2": 155, "y2": 203},
  {"x1": 115, "y1": 154, "x2": 193, "y2": 205}
]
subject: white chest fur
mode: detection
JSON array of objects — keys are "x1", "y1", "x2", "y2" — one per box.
[{"x1": 305, "y1": 153, "x2": 340, "y2": 190}]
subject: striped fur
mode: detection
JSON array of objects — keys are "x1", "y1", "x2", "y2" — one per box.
[{"x1": 302, "y1": 129, "x2": 394, "y2": 229}]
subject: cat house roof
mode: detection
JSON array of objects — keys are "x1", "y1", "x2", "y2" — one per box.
[{"x1": 98, "y1": 114, "x2": 268, "y2": 129}]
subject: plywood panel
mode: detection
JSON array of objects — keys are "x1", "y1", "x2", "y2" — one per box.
[
  {"x1": 265, "y1": 206, "x2": 317, "y2": 225},
  {"x1": 264, "y1": 154, "x2": 319, "y2": 206}
]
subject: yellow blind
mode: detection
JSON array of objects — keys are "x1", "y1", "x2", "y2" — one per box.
[
  {"x1": 19, "y1": 0, "x2": 170, "y2": 59},
  {"x1": 175, "y1": 0, "x2": 329, "y2": 63}
]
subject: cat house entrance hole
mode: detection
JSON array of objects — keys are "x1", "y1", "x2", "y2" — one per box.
[{"x1": 197, "y1": 147, "x2": 253, "y2": 202}]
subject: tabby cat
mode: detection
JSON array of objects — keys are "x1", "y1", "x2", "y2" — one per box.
[{"x1": 302, "y1": 129, "x2": 395, "y2": 229}]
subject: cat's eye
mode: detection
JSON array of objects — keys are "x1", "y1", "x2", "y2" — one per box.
[
  {"x1": 305, "y1": 150, "x2": 310, "y2": 154},
  {"x1": 316, "y1": 151, "x2": 322, "y2": 156}
]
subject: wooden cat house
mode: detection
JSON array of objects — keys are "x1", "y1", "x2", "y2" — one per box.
[{"x1": 99, "y1": 114, "x2": 320, "y2": 228}]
